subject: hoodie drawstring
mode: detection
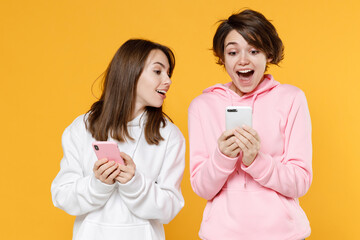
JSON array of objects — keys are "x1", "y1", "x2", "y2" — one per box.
[
  {"x1": 131, "y1": 112, "x2": 145, "y2": 160},
  {"x1": 243, "y1": 93, "x2": 258, "y2": 188},
  {"x1": 250, "y1": 93, "x2": 258, "y2": 113},
  {"x1": 226, "y1": 88, "x2": 259, "y2": 188}
]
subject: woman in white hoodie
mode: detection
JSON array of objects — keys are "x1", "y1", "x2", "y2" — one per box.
[{"x1": 51, "y1": 39, "x2": 185, "y2": 240}]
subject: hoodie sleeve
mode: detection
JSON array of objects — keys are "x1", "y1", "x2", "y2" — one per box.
[
  {"x1": 116, "y1": 127, "x2": 185, "y2": 224},
  {"x1": 188, "y1": 101, "x2": 238, "y2": 201},
  {"x1": 51, "y1": 119, "x2": 116, "y2": 216},
  {"x1": 242, "y1": 90, "x2": 312, "y2": 198}
]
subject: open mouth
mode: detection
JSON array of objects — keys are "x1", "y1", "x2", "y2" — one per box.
[
  {"x1": 156, "y1": 90, "x2": 167, "y2": 95},
  {"x1": 237, "y1": 69, "x2": 254, "y2": 78}
]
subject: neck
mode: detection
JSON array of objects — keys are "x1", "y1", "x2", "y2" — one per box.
[
  {"x1": 229, "y1": 83, "x2": 244, "y2": 97},
  {"x1": 132, "y1": 105, "x2": 145, "y2": 120}
]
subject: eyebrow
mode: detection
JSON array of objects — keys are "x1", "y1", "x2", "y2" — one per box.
[
  {"x1": 153, "y1": 62, "x2": 166, "y2": 68},
  {"x1": 225, "y1": 42, "x2": 238, "y2": 48}
]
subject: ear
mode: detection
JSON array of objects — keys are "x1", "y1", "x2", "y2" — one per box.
[{"x1": 267, "y1": 57, "x2": 273, "y2": 63}]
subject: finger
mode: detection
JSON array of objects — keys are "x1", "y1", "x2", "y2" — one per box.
[
  {"x1": 118, "y1": 164, "x2": 128, "y2": 173},
  {"x1": 102, "y1": 163, "x2": 119, "y2": 179},
  {"x1": 119, "y1": 172, "x2": 131, "y2": 180},
  {"x1": 225, "y1": 136, "x2": 237, "y2": 147},
  {"x1": 220, "y1": 140, "x2": 240, "y2": 157},
  {"x1": 98, "y1": 163, "x2": 116, "y2": 183},
  {"x1": 241, "y1": 127, "x2": 258, "y2": 143},
  {"x1": 234, "y1": 130, "x2": 252, "y2": 148},
  {"x1": 235, "y1": 138, "x2": 247, "y2": 151},
  {"x1": 97, "y1": 160, "x2": 116, "y2": 175},
  {"x1": 227, "y1": 141, "x2": 240, "y2": 152},
  {"x1": 119, "y1": 152, "x2": 135, "y2": 167},
  {"x1": 242, "y1": 125, "x2": 260, "y2": 141},
  {"x1": 117, "y1": 171, "x2": 126, "y2": 180},
  {"x1": 118, "y1": 164, "x2": 136, "y2": 177},
  {"x1": 235, "y1": 131, "x2": 251, "y2": 149},
  {"x1": 232, "y1": 147, "x2": 241, "y2": 157},
  {"x1": 115, "y1": 175, "x2": 128, "y2": 184},
  {"x1": 119, "y1": 165, "x2": 127, "y2": 176},
  {"x1": 93, "y1": 158, "x2": 108, "y2": 171},
  {"x1": 107, "y1": 167, "x2": 121, "y2": 181},
  {"x1": 236, "y1": 128, "x2": 257, "y2": 145},
  {"x1": 219, "y1": 129, "x2": 236, "y2": 142}
]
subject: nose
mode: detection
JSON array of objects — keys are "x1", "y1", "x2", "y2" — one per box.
[
  {"x1": 237, "y1": 51, "x2": 250, "y2": 65},
  {"x1": 163, "y1": 75, "x2": 172, "y2": 86}
]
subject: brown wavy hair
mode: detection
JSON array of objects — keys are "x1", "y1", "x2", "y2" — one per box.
[
  {"x1": 85, "y1": 39, "x2": 175, "y2": 145},
  {"x1": 213, "y1": 9, "x2": 284, "y2": 68}
]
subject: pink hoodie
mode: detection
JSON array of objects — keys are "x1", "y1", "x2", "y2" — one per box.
[{"x1": 188, "y1": 75, "x2": 312, "y2": 240}]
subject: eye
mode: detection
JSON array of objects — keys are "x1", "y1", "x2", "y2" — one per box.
[
  {"x1": 154, "y1": 70, "x2": 161, "y2": 75},
  {"x1": 227, "y1": 51, "x2": 237, "y2": 56},
  {"x1": 250, "y1": 49, "x2": 260, "y2": 55}
]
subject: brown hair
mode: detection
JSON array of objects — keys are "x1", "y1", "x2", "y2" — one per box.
[
  {"x1": 213, "y1": 9, "x2": 284, "y2": 67},
  {"x1": 86, "y1": 39, "x2": 175, "y2": 145}
]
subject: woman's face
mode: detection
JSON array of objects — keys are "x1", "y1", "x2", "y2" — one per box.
[
  {"x1": 134, "y1": 49, "x2": 172, "y2": 117},
  {"x1": 224, "y1": 30, "x2": 270, "y2": 96}
]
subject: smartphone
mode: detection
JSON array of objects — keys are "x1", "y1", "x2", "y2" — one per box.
[
  {"x1": 92, "y1": 141, "x2": 124, "y2": 165},
  {"x1": 225, "y1": 106, "x2": 252, "y2": 130}
]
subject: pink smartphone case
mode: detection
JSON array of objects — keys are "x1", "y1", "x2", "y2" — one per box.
[{"x1": 92, "y1": 141, "x2": 124, "y2": 165}]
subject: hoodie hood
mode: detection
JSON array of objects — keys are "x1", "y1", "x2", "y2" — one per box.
[
  {"x1": 128, "y1": 111, "x2": 146, "y2": 127},
  {"x1": 203, "y1": 74, "x2": 280, "y2": 106}
]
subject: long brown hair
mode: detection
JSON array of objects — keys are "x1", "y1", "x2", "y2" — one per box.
[{"x1": 86, "y1": 39, "x2": 175, "y2": 145}]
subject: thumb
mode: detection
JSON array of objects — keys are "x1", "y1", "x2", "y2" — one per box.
[{"x1": 119, "y1": 152, "x2": 135, "y2": 166}]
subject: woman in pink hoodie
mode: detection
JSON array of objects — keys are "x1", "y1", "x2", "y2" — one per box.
[{"x1": 188, "y1": 9, "x2": 312, "y2": 240}]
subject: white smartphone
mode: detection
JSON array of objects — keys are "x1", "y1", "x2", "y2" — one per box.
[
  {"x1": 92, "y1": 141, "x2": 125, "y2": 165},
  {"x1": 225, "y1": 106, "x2": 252, "y2": 130}
]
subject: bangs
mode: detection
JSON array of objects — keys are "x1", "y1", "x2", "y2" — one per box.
[{"x1": 234, "y1": 24, "x2": 271, "y2": 58}]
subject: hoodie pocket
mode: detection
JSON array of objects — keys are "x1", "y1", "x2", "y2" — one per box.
[
  {"x1": 75, "y1": 220, "x2": 152, "y2": 240},
  {"x1": 200, "y1": 188, "x2": 297, "y2": 240}
]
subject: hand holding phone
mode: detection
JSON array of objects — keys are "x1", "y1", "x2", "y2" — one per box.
[
  {"x1": 93, "y1": 158, "x2": 120, "y2": 185},
  {"x1": 92, "y1": 141, "x2": 125, "y2": 165}
]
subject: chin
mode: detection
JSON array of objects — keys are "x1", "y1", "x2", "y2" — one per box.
[
  {"x1": 149, "y1": 103, "x2": 163, "y2": 108},
  {"x1": 237, "y1": 86, "x2": 254, "y2": 95}
]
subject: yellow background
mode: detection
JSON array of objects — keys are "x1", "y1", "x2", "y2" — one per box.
[{"x1": 1, "y1": 0, "x2": 359, "y2": 239}]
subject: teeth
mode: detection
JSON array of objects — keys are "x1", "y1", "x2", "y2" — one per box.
[
  {"x1": 156, "y1": 90, "x2": 167, "y2": 94},
  {"x1": 238, "y1": 69, "x2": 252, "y2": 73}
]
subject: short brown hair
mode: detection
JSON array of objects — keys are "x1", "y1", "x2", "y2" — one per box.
[
  {"x1": 86, "y1": 39, "x2": 175, "y2": 145},
  {"x1": 213, "y1": 9, "x2": 284, "y2": 66}
]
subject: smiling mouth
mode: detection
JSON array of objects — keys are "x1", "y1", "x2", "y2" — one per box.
[
  {"x1": 156, "y1": 90, "x2": 167, "y2": 95},
  {"x1": 237, "y1": 70, "x2": 254, "y2": 78}
]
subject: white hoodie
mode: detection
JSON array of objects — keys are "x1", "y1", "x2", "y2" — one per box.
[{"x1": 51, "y1": 113, "x2": 185, "y2": 240}]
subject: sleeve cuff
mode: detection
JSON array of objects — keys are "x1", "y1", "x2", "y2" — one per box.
[
  {"x1": 241, "y1": 151, "x2": 273, "y2": 180},
  {"x1": 117, "y1": 171, "x2": 145, "y2": 198},
  {"x1": 212, "y1": 146, "x2": 239, "y2": 173},
  {"x1": 89, "y1": 175, "x2": 117, "y2": 194}
]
